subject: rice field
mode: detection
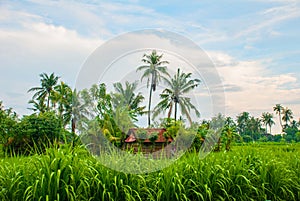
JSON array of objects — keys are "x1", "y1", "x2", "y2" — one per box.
[{"x1": 0, "y1": 143, "x2": 299, "y2": 201}]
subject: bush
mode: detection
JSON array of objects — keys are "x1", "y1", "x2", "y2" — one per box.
[{"x1": 3, "y1": 112, "x2": 62, "y2": 155}]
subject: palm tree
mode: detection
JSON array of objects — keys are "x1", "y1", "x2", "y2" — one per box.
[
  {"x1": 282, "y1": 107, "x2": 293, "y2": 129},
  {"x1": 236, "y1": 112, "x2": 250, "y2": 135},
  {"x1": 136, "y1": 50, "x2": 169, "y2": 126},
  {"x1": 28, "y1": 99, "x2": 46, "y2": 114},
  {"x1": 273, "y1": 104, "x2": 284, "y2": 131},
  {"x1": 222, "y1": 125, "x2": 238, "y2": 151},
  {"x1": 28, "y1": 73, "x2": 59, "y2": 110},
  {"x1": 153, "y1": 68, "x2": 201, "y2": 125},
  {"x1": 71, "y1": 89, "x2": 89, "y2": 133},
  {"x1": 261, "y1": 112, "x2": 275, "y2": 134},
  {"x1": 52, "y1": 81, "x2": 73, "y2": 127},
  {"x1": 112, "y1": 81, "x2": 145, "y2": 121}
]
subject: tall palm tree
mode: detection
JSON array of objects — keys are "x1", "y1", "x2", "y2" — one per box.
[
  {"x1": 282, "y1": 107, "x2": 293, "y2": 129},
  {"x1": 261, "y1": 112, "x2": 275, "y2": 134},
  {"x1": 28, "y1": 73, "x2": 59, "y2": 110},
  {"x1": 112, "y1": 81, "x2": 145, "y2": 121},
  {"x1": 71, "y1": 89, "x2": 89, "y2": 133},
  {"x1": 153, "y1": 68, "x2": 201, "y2": 125},
  {"x1": 136, "y1": 50, "x2": 169, "y2": 126},
  {"x1": 52, "y1": 81, "x2": 73, "y2": 127},
  {"x1": 273, "y1": 104, "x2": 284, "y2": 131}
]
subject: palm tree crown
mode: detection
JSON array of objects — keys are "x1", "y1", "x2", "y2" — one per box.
[
  {"x1": 153, "y1": 68, "x2": 201, "y2": 125},
  {"x1": 28, "y1": 73, "x2": 59, "y2": 110}
]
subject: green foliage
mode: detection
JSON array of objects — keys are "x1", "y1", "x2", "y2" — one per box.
[
  {"x1": 0, "y1": 144, "x2": 300, "y2": 200},
  {"x1": 149, "y1": 132, "x2": 158, "y2": 143},
  {"x1": 0, "y1": 102, "x2": 18, "y2": 146},
  {"x1": 3, "y1": 112, "x2": 62, "y2": 155}
]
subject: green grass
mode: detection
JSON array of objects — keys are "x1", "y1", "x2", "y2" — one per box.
[{"x1": 0, "y1": 143, "x2": 299, "y2": 200}]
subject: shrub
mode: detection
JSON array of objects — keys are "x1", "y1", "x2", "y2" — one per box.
[{"x1": 3, "y1": 112, "x2": 62, "y2": 155}]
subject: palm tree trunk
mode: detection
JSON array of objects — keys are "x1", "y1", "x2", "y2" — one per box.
[
  {"x1": 174, "y1": 101, "x2": 177, "y2": 121},
  {"x1": 47, "y1": 95, "x2": 50, "y2": 110},
  {"x1": 72, "y1": 118, "x2": 76, "y2": 133},
  {"x1": 148, "y1": 86, "x2": 153, "y2": 127},
  {"x1": 279, "y1": 113, "x2": 283, "y2": 131},
  {"x1": 167, "y1": 103, "x2": 173, "y2": 119}
]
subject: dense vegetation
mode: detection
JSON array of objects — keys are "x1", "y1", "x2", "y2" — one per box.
[
  {"x1": 1, "y1": 50, "x2": 300, "y2": 200},
  {"x1": 0, "y1": 144, "x2": 299, "y2": 200}
]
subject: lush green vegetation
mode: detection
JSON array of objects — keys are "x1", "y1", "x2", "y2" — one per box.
[
  {"x1": 1, "y1": 50, "x2": 300, "y2": 200},
  {"x1": 0, "y1": 143, "x2": 299, "y2": 200}
]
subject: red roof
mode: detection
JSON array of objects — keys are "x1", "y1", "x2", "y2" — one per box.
[{"x1": 124, "y1": 128, "x2": 172, "y2": 143}]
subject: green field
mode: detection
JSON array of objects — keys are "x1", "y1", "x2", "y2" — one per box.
[{"x1": 0, "y1": 143, "x2": 299, "y2": 201}]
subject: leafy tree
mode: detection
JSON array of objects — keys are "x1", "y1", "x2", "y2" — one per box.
[
  {"x1": 137, "y1": 50, "x2": 169, "y2": 126},
  {"x1": 273, "y1": 104, "x2": 284, "y2": 131},
  {"x1": 261, "y1": 112, "x2": 275, "y2": 134},
  {"x1": 153, "y1": 68, "x2": 201, "y2": 125},
  {"x1": 28, "y1": 73, "x2": 59, "y2": 110},
  {"x1": 0, "y1": 101, "x2": 18, "y2": 146},
  {"x1": 4, "y1": 111, "x2": 62, "y2": 154}
]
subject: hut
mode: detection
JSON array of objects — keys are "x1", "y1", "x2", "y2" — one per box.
[{"x1": 124, "y1": 128, "x2": 173, "y2": 153}]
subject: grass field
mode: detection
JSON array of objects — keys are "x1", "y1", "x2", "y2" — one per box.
[{"x1": 0, "y1": 143, "x2": 299, "y2": 201}]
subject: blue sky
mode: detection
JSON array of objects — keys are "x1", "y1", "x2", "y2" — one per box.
[{"x1": 1, "y1": 0, "x2": 300, "y2": 133}]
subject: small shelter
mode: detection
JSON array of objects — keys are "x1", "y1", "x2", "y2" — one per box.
[{"x1": 124, "y1": 128, "x2": 173, "y2": 153}]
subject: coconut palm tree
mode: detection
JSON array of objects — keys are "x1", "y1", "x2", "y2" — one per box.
[
  {"x1": 261, "y1": 112, "x2": 275, "y2": 134},
  {"x1": 153, "y1": 68, "x2": 201, "y2": 125},
  {"x1": 136, "y1": 50, "x2": 169, "y2": 126},
  {"x1": 71, "y1": 89, "x2": 90, "y2": 133},
  {"x1": 273, "y1": 104, "x2": 284, "y2": 131},
  {"x1": 52, "y1": 81, "x2": 73, "y2": 127},
  {"x1": 112, "y1": 81, "x2": 145, "y2": 121},
  {"x1": 28, "y1": 99, "x2": 46, "y2": 114},
  {"x1": 282, "y1": 107, "x2": 293, "y2": 129},
  {"x1": 236, "y1": 112, "x2": 250, "y2": 135},
  {"x1": 28, "y1": 73, "x2": 59, "y2": 110}
]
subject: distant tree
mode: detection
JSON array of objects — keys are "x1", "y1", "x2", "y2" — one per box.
[
  {"x1": 222, "y1": 125, "x2": 238, "y2": 151},
  {"x1": 153, "y1": 68, "x2": 201, "y2": 125},
  {"x1": 282, "y1": 107, "x2": 293, "y2": 129},
  {"x1": 137, "y1": 50, "x2": 169, "y2": 126},
  {"x1": 273, "y1": 104, "x2": 284, "y2": 131},
  {"x1": 28, "y1": 73, "x2": 59, "y2": 110},
  {"x1": 236, "y1": 112, "x2": 250, "y2": 135},
  {"x1": 261, "y1": 112, "x2": 275, "y2": 134}
]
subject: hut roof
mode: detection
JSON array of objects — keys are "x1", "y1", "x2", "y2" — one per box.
[{"x1": 124, "y1": 128, "x2": 172, "y2": 143}]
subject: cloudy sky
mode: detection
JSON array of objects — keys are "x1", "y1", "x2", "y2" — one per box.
[{"x1": 1, "y1": 0, "x2": 300, "y2": 133}]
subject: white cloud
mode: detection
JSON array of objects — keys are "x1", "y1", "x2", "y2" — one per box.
[{"x1": 209, "y1": 51, "x2": 300, "y2": 133}]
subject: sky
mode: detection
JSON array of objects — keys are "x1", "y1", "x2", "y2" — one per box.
[{"x1": 1, "y1": 0, "x2": 300, "y2": 133}]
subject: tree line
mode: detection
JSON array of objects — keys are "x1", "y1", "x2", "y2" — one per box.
[{"x1": 1, "y1": 50, "x2": 300, "y2": 154}]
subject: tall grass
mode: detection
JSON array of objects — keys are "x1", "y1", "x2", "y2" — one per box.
[{"x1": 0, "y1": 144, "x2": 299, "y2": 200}]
